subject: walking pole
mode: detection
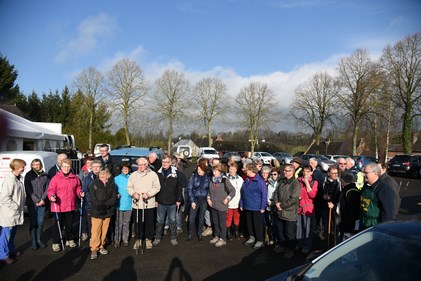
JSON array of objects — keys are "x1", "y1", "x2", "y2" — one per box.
[
  {"x1": 53, "y1": 199, "x2": 65, "y2": 251},
  {"x1": 115, "y1": 207, "x2": 120, "y2": 248},
  {"x1": 135, "y1": 199, "x2": 140, "y2": 255},
  {"x1": 140, "y1": 199, "x2": 147, "y2": 255},
  {"x1": 78, "y1": 198, "x2": 83, "y2": 247},
  {"x1": 327, "y1": 207, "x2": 332, "y2": 251}
]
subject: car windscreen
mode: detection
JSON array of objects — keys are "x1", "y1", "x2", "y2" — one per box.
[
  {"x1": 303, "y1": 229, "x2": 421, "y2": 281},
  {"x1": 203, "y1": 149, "x2": 217, "y2": 154},
  {"x1": 260, "y1": 152, "x2": 272, "y2": 156}
]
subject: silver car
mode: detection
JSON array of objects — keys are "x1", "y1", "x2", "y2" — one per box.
[
  {"x1": 273, "y1": 152, "x2": 293, "y2": 165},
  {"x1": 301, "y1": 154, "x2": 337, "y2": 172}
]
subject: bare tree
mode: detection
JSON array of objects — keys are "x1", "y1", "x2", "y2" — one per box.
[
  {"x1": 192, "y1": 77, "x2": 227, "y2": 147},
  {"x1": 107, "y1": 58, "x2": 148, "y2": 145},
  {"x1": 381, "y1": 32, "x2": 421, "y2": 154},
  {"x1": 153, "y1": 69, "x2": 190, "y2": 153},
  {"x1": 73, "y1": 66, "x2": 105, "y2": 151},
  {"x1": 290, "y1": 72, "x2": 338, "y2": 154},
  {"x1": 336, "y1": 48, "x2": 383, "y2": 155},
  {"x1": 235, "y1": 81, "x2": 276, "y2": 154}
]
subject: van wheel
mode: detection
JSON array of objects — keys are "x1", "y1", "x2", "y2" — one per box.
[{"x1": 183, "y1": 150, "x2": 189, "y2": 157}]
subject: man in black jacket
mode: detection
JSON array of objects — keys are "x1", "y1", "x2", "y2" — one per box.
[{"x1": 153, "y1": 155, "x2": 183, "y2": 247}]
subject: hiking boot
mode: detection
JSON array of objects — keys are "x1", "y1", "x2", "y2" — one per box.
[
  {"x1": 283, "y1": 250, "x2": 294, "y2": 259},
  {"x1": 171, "y1": 239, "x2": 179, "y2": 247},
  {"x1": 215, "y1": 239, "x2": 226, "y2": 247},
  {"x1": 185, "y1": 237, "x2": 192, "y2": 244},
  {"x1": 52, "y1": 243, "x2": 61, "y2": 252},
  {"x1": 244, "y1": 236, "x2": 255, "y2": 246},
  {"x1": 114, "y1": 241, "x2": 120, "y2": 248},
  {"x1": 133, "y1": 240, "x2": 141, "y2": 250},
  {"x1": 253, "y1": 241, "x2": 264, "y2": 249},
  {"x1": 123, "y1": 241, "x2": 129, "y2": 247},
  {"x1": 99, "y1": 248, "x2": 108, "y2": 255},
  {"x1": 145, "y1": 239, "x2": 153, "y2": 249},
  {"x1": 82, "y1": 233, "x2": 89, "y2": 241},
  {"x1": 90, "y1": 251, "x2": 98, "y2": 260},
  {"x1": 210, "y1": 236, "x2": 219, "y2": 244},
  {"x1": 66, "y1": 240, "x2": 77, "y2": 248},
  {"x1": 152, "y1": 239, "x2": 160, "y2": 246},
  {"x1": 177, "y1": 227, "x2": 183, "y2": 234},
  {"x1": 202, "y1": 227, "x2": 213, "y2": 237}
]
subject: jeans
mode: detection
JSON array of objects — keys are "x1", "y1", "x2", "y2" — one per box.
[
  {"x1": 156, "y1": 204, "x2": 177, "y2": 239},
  {"x1": 0, "y1": 226, "x2": 18, "y2": 259},
  {"x1": 296, "y1": 214, "x2": 315, "y2": 250},
  {"x1": 28, "y1": 205, "x2": 46, "y2": 230},
  {"x1": 188, "y1": 197, "x2": 207, "y2": 238},
  {"x1": 211, "y1": 209, "x2": 227, "y2": 240}
]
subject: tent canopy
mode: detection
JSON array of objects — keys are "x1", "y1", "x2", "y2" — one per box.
[{"x1": 1, "y1": 109, "x2": 65, "y2": 141}]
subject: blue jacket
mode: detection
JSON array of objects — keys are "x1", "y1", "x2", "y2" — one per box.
[
  {"x1": 240, "y1": 174, "x2": 267, "y2": 211},
  {"x1": 188, "y1": 172, "x2": 210, "y2": 203},
  {"x1": 114, "y1": 173, "x2": 132, "y2": 211},
  {"x1": 82, "y1": 172, "x2": 96, "y2": 210}
]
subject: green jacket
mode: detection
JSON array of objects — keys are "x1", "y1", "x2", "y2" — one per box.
[{"x1": 274, "y1": 177, "x2": 300, "y2": 221}]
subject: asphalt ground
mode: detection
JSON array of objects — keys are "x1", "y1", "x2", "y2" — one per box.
[{"x1": 0, "y1": 176, "x2": 420, "y2": 281}]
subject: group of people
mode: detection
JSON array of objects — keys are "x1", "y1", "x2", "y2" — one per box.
[{"x1": 0, "y1": 146, "x2": 400, "y2": 264}]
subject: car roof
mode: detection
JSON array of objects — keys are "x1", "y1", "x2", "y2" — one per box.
[
  {"x1": 110, "y1": 147, "x2": 155, "y2": 157},
  {"x1": 374, "y1": 221, "x2": 421, "y2": 240}
]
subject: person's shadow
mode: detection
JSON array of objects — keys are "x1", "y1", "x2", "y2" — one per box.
[
  {"x1": 30, "y1": 247, "x2": 90, "y2": 281},
  {"x1": 164, "y1": 257, "x2": 193, "y2": 281},
  {"x1": 103, "y1": 256, "x2": 137, "y2": 281}
]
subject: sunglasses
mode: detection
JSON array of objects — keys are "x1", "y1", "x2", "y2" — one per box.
[{"x1": 271, "y1": 173, "x2": 278, "y2": 176}]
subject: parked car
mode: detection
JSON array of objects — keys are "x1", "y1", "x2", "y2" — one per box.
[
  {"x1": 198, "y1": 147, "x2": 219, "y2": 159},
  {"x1": 325, "y1": 154, "x2": 350, "y2": 161},
  {"x1": 267, "y1": 221, "x2": 421, "y2": 281},
  {"x1": 221, "y1": 151, "x2": 242, "y2": 164},
  {"x1": 352, "y1": 155, "x2": 378, "y2": 171},
  {"x1": 300, "y1": 154, "x2": 336, "y2": 172},
  {"x1": 387, "y1": 154, "x2": 421, "y2": 178},
  {"x1": 272, "y1": 152, "x2": 293, "y2": 165},
  {"x1": 252, "y1": 152, "x2": 276, "y2": 165},
  {"x1": 109, "y1": 146, "x2": 164, "y2": 172}
]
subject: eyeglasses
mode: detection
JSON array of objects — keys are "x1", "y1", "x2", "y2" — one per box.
[
  {"x1": 338, "y1": 163, "x2": 346, "y2": 165},
  {"x1": 329, "y1": 172, "x2": 338, "y2": 175},
  {"x1": 138, "y1": 163, "x2": 148, "y2": 166},
  {"x1": 271, "y1": 173, "x2": 278, "y2": 176},
  {"x1": 162, "y1": 161, "x2": 171, "y2": 163},
  {"x1": 363, "y1": 171, "x2": 374, "y2": 174}
]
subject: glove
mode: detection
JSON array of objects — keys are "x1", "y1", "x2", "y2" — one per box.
[{"x1": 97, "y1": 204, "x2": 107, "y2": 212}]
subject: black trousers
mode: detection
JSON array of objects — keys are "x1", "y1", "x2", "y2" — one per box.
[
  {"x1": 245, "y1": 210, "x2": 265, "y2": 242},
  {"x1": 132, "y1": 208, "x2": 155, "y2": 240},
  {"x1": 52, "y1": 211, "x2": 75, "y2": 243}
]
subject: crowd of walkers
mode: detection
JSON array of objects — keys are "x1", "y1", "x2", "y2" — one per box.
[{"x1": 0, "y1": 145, "x2": 400, "y2": 264}]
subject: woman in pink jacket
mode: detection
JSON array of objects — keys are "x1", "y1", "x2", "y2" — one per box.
[
  {"x1": 296, "y1": 165, "x2": 318, "y2": 254},
  {"x1": 47, "y1": 159, "x2": 83, "y2": 252}
]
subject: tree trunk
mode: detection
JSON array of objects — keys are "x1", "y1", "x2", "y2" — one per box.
[
  {"x1": 373, "y1": 116, "x2": 379, "y2": 160},
  {"x1": 352, "y1": 122, "x2": 359, "y2": 156},
  {"x1": 384, "y1": 100, "x2": 392, "y2": 164},
  {"x1": 208, "y1": 121, "x2": 212, "y2": 147},
  {"x1": 402, "y1": 107, "x2": 413, "y2": 154},
  {"x1": 124, "y1": 117, "x2": 130, "y2": 145},
  {"x1": 315, "y1": 132, "x2": 321, "y2": 155},
  {"x1": 167, "y1": 117, "x2": 173, "y2": 154},
  {"x1": 89, "y1": 112, "x2": 93, "y2": 153}
]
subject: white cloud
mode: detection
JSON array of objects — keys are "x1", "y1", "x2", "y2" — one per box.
[{"x1": 55, "y1": 13, "x2": 116, "y2": 63}]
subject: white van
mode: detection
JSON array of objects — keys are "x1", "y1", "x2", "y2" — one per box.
[
  {"x1": 0, "y1": 151, "x2": 58, "y2": 186},
  {"x1": 198, "y1": 147, "x2": 219, "y2": 159}
]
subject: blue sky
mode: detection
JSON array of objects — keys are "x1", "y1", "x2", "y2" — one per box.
[{"x1": 0, "y1": 0, "x2": 420, "y2": 113}]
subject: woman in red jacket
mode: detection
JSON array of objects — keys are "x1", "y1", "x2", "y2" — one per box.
[
  {"x1": 47, "y1": 159, "x2": 83, "y2": 252},
  {"x1": 296, "y1": 165, "x2": 318, "y2": 254}
]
